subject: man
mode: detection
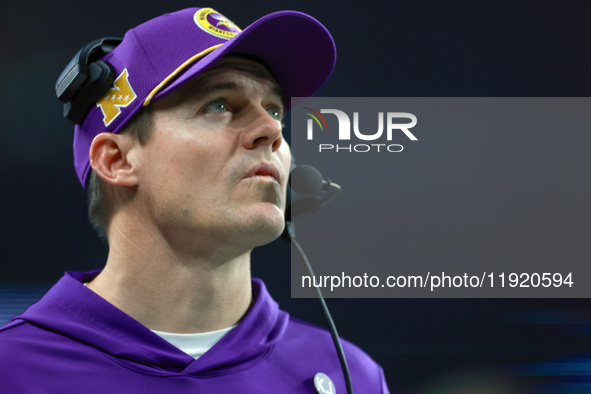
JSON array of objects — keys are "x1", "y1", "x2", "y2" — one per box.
[{"x1": 0, "y1": 7, "x2": 388, "y2": 393}]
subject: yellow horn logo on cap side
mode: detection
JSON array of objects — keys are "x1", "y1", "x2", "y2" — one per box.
[{"x1": 96, "y1": 69, "x2": 137, "y2": 127}]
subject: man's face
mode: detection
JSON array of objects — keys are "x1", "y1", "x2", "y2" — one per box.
[{"x1": 133, "y1": 56, "x2": 291, "y2": 254}]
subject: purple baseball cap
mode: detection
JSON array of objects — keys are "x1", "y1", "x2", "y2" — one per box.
[{"x1": 73, "y1": 7, "x2": 336, "y2": 188}]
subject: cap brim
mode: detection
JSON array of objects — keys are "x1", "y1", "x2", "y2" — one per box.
[{"x1": 152, "y1": 10, "x2": 336, "y2": 110}]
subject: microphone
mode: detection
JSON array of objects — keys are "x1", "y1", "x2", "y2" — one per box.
[
  {"x1": 289, "y1": 165, "x2": 324, "y2": 195},
  {"x1": 287, "y1": 165, "x2": 341, "y2": 220},
  {"x1": 281, "y1": 165, "x2": 353, "y2": 394}
]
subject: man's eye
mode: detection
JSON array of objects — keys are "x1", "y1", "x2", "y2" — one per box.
[
  {"x1": 202, "y1": 99, "x2": 227, "y2": 113},
  {"x1": 267, "y1": 107, "x2": 282, "y2": 120}
]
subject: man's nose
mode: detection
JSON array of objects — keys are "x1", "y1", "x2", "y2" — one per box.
[{"x1": 240, "y1": 107, "x2": 283, "y2": 152}]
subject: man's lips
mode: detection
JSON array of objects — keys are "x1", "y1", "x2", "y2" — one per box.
[{"x1": 243, "y1": 163, "x2": 281, "y2": 184}]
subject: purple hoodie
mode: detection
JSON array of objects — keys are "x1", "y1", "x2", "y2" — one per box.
[{"x1": 0, "y1": 271, "x2": 388, "y2": 393}]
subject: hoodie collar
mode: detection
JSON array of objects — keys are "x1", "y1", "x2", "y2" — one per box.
[{"x1": 15, "y1": 271, "x2": 288, "y2": 376}]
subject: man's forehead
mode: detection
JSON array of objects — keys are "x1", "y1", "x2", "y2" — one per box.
[
  {"x1": 170, "y1": 55, "x2": 284, "y2": 102},
  {"x1": 207, "y1": 55, "x2": 277, "y2": 80}
]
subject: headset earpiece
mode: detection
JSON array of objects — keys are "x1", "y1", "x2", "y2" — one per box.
[{"x1": 56, "y1": 37, "x2": 122, "y2": 125}]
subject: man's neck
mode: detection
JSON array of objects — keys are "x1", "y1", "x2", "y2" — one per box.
[{"x1": 87, "y1": 220, "x2": 254, "y2": 334}]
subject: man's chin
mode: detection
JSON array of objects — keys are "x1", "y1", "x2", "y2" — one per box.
[{"x1": 240, "y1": 207, "x2": 286, "y2": 246}]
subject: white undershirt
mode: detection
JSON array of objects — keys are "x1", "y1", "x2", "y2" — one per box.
[
  {"x1": 150, "y1": 326, "x2": 235, "y2": 359},
  {"x1": 83, "y1": 281, "x2": 234, "y2": 360}
]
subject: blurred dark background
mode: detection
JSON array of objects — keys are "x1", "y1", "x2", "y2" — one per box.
[{"x1": 1, "y1": 1, "x2": 591, "y2": 392}]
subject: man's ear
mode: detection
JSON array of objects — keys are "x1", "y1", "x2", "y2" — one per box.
[{"x1": 89, "y1": 133, "x2": 139, "y2": 187}]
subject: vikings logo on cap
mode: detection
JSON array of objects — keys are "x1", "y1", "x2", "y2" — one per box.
[
  {"x1": 194, "y1": 8, "x2": 241, "y2": 39},
  {"x1": 96, "y1": 69, "x2": 137, "y2": 127}
]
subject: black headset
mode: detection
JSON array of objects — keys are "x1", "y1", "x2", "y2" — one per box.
[{"x1": 55, "y1": 37, "x2": 122, "y2": 125}]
